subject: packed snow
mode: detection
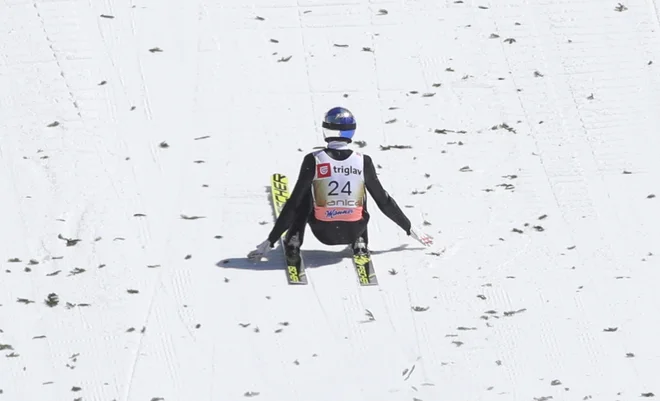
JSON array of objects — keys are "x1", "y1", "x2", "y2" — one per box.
[{"x1": 1, "y1": 0, "x2": 660, "y2": 400}]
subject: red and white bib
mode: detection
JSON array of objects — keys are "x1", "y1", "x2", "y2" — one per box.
[{"x1": 311, "y1": 150, "x2": 366, "y2": 222}]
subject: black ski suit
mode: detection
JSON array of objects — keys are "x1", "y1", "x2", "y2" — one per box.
[{"x1": 267, "y1": 144, "x2": 412, "y2": 249}]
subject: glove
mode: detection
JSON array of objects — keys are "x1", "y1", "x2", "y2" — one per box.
[
  {"x1": 247, "y1": 239, "x2": 274, "y2": 262},
  {"x1": 409, "y1": 226, "x2": 434, "y2": 247}
]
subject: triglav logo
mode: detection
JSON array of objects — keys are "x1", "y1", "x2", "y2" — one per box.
[
  {"x1": 333, "y1": 166, "x2": 362, "y2": 176},
  {"x1": 317, "y1": 163, "x2": 331, "y2": 178}
]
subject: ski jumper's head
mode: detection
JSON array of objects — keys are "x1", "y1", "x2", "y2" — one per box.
[{"x1": 322, "y1": 107, "x2": 356, "y2": 144}]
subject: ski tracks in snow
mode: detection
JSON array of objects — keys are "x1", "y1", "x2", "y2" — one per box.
[{"x1": 2, "y1": 0, "x2": 660, "y2": 400}]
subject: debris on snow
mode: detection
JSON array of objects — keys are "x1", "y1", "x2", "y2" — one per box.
[
  {"x1": 17, "y1": 298, "x2": 35, "y2": 304},
  {"x1": 503, "y1": 309, "x2": 527, "y2": 317},
  {"x1": 58, "y1": 234, "x2": 81, "y2": 246},
  {"x1": 181, "y1": 214, "x2": 206, "y2": 220},
  {"x1": 402, "y1": 364, "x2": 416, "y2": 380},
  {"x1": 380, "y1": 145, "x2": 412, "y2": 150},
  {"x1": 68, "y1": 267, "x2": 86, "y2": 276},
  {"x1": 491, "y1": 122, "x2": 517, "y2": 133},
  {"x1": 45, "y1": 293, "x2": 59, "y2": 307}
]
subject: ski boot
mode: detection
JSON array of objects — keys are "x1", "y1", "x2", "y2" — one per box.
[
  {"x1": 284, "y1": 233, "x2": 302, "y2": 267},
  {"x1": 352, "y1": 236, "x2": 369, "y2": 256}
]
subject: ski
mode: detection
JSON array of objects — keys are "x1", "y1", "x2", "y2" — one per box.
[
  {"x1": 352, "y1": 248, "x2": 378, "y2": 286},
  {"x1": 270, "y1": 173, "x2": 308, "y2": 285}
]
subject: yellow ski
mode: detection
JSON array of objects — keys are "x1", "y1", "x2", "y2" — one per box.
[{"x1": 270, "y1": 173, "x2": 308, "y2": 285}]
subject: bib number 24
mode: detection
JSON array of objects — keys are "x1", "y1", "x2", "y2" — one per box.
[{"x1": 328, "y1": 181, "x2": 352, "y2": 196}]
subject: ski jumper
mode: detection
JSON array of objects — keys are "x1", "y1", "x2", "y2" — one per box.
[{"x1": 267, "y1": 142, "x2": 412, "y2": 248}]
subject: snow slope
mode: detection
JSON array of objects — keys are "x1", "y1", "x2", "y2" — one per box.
[{"x1": 2, "y1": 0, "x2": 660, "y2": 400}]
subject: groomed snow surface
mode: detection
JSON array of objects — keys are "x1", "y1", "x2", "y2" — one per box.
[{"x1": 2, "y1": 0, "x2": 660, "y2": 400}]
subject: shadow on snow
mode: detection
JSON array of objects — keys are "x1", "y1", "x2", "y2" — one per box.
[
  {"x1": 217, "y1": 243, "x2": 425, "y2": 271},
  {"x1": 216, "y1": 244, "x2": 425, "y2": 271},
  {"x1": 217, "y1": 184, "x2": 424, "y2": 270}
]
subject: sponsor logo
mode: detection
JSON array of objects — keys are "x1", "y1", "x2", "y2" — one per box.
[
  {"x1": 325, "y1": 209, "x2": 354, "y2": 219},
  {"x1": 333, "y1": 165, "x2": 362, "y2": 176},
  {"x1": 326, "y1": 199, "x2": 361, "y2": 207},
  {"x1": 317, "y1": 163, "x2": 331, "y2": 178}
]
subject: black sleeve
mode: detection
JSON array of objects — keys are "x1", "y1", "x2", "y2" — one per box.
[
  {"x1": 363, "y1": 154, "x2": 412, "y2": 234},
  {"x1": 267, "y1": 153, "x2": 316, "y2": 246}
]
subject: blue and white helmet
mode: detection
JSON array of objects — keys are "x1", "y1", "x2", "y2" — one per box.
[{"x1": 322, "y1": 107, "x2": 356, "y2": 143}]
